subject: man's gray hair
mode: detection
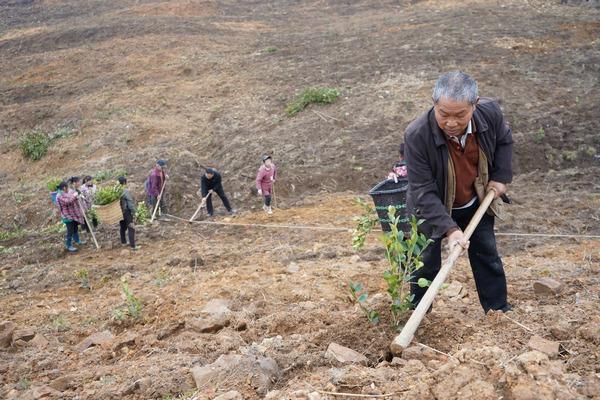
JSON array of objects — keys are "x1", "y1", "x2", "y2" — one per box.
[{"x1": 432, "y1": 71, "x2": 478, "y2": 104}]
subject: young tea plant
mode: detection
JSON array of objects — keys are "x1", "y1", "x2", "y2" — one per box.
[
  {"x1": 352, "y1": 203, "x2": 433, "y2": 329},
  {"x1": 75, "y1": 268, "x2": 91, "y2": 290},
  {"x1": 120, "y1": 278, "x2": 142, "y2": 321}
]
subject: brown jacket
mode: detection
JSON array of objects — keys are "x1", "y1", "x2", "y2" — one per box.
[{"x1": 404, "y1": 98, "x2": 513, "y2": 239}]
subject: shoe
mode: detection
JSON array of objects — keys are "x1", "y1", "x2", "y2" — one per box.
[
  {"x1": 131, "y1": 245, "x2": 141, "y2": 251},
  {"x1": 267, "y1": 206, "x2": 273, "y2": 214},
  {"x1": 75, "y1": 240, "x2": 86, "y2": 245},
  {"x1": 262, "y1": 205, "x2": 268, "y2": 212},
  {"x1": 121, "y1": 241, "x2": 128, "y2": 246},
  {"x1": 499, "y1": 303, "x2": 513, "y2": 313},
  {"x1": 206, "y1": 212, "x2": 213, "y2": 217},
  {"x1": 228, "y1": 209, "x2": 237, "y2": 215},
  {"x1": 66, "y1": 246, "x2": 78, "y2": 253}
]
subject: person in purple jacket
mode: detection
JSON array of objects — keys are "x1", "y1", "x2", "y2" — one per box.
[
  {"x1": 145, "y1": 159, "x2": 168, "y2": 215},
  {"x1": 255, "y1": 155, "x2": 277, "y2": 214}
]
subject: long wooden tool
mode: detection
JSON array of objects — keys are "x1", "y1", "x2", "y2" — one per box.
[
  {"x1": 150, "y1": 179, "x2": 167, "y2": 223},
  {"x1": 77, "y1": 198, "x2": 100, "y2": 250},
  {"x1": 189, "y1": 191, "x2": 212, "y2": 223},
  {"x1": 390, "y1": 190, "x2": 496, "y2": 354}
]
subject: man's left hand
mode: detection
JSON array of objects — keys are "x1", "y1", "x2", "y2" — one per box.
[{"x1": 487, "y1": 181, "x2": 507, "y2": 199}]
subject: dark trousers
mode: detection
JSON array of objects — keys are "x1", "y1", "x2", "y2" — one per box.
[
  {"x1": 264, "y1": 195, "x2": 272, "y2": 207},
  {"x1": 65, "y1": 221, "x2": 80, "y2": 248},
  {"x1": 205, "y1": 184, "x2": 232, "y2": 215},
  {"x1": 411, "y1": 200, "x2": 508, "y2": 313},
  {"x1": 147, "y1": 195, "x2": 166, "y2": 214},
  {"x1": 82, "y1": 216, "x2": 98, "y2": 232},
  {"x1": 119, "y1": 211, "x2": 136, "y2": 248}
]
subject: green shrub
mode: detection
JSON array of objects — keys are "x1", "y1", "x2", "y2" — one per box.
[
  {"x1": 94, "y1": 185, "x2": 124, "y2": 205},
  {"x1": 20, "y1": 129, "x2": 50, "y2": 161},
  {"x1": 94, "y1": 169, "x2": 127, "y2": 182},
  {"x1": 46, "y1": 177, "x2": 63, "y2": 192},
  {"x1": 285, "y1": 87, "x2": 340, "y2": 116},
  {"x1": 265, "y1": 46, "x2": 278, "y2": 53}
]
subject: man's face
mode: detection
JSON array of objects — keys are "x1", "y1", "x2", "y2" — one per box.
[
  {"x1": 433, "y1": 97, "x2": 477, "y2": 137},
  {"x1": 206, "y1": 172, "x2": 214, "y2": 179},
  {"x1": 264, "y1": 159, "x2": 273, "y2": 168},
  {"x1": 156, "y1": 164, "x2": 163, "y2": 171}
]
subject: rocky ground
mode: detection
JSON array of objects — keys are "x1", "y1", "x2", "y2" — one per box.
[{"x1": 1, "y1": 0, "x2": 599, "y2": 399}]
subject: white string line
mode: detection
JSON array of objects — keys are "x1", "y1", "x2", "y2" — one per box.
[{"x1": 161, "y1": 214, "x2": 600, "y2": 239}]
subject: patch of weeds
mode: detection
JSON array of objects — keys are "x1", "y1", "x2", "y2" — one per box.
[
  {"x1": 264, "y1": 46, "x2": 278, "y2": 53},
  {"x1": 41, "y1": 223, "x2": 66, "y2": 235},
  {"x1": 285, "y1": 87, "x2": 340, "y2": 117},
  {"x1": 20, "y1": 129, "x2": 50, "y2": 161},
  {"x1": 52, "y1": 314, "x2": 70, "y2": 332},
  {"x1": 153, "y1": 268, "x2": 171, "y2": 287},
  {"x1": 49, "y1": 126, "x2": 75, "y2": 140},
  {"x1": 12, "y1": 192, "x2": 26, "y2": 204},
  {"x1": 539, "y1": 268, "x2": 552, "y2": 277},
  {"x1": 533, "y1": 127, "x2": 545, "y2": 144},
  {"x1": 0, "y1": 226, "x2": 26, "y2": 241},
  {"x1": 561, "y1": 150, "x2": 577, "y2": 162},
  {"x1": 16, "y1": 377, "x2": 31, "y2": 390},
  {"x1": 0, "y1": 245, "x2": 15, "y2": 255},
  {"x1": 75, "y1": 268, "x2": 91, "y2": 290},
  {"x1": 579, "y1": 144, "x2": 596, "y2": 157},
  {"x1": 545, "y1": 146, "x2": 559, "y2": 163},
  {"x1": 113, "y1": 278, "x2": 142, "y2": 322},
  {"x1": 352, "y1": 204, "x2": 433, "y2": 329}
]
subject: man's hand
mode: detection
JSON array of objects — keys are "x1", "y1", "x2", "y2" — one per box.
[
  {"x1": 257, "y1": 189, "x2": 262, "y2": 196},
  {"x1": 447, "y1": 229, "x2": 469, "y2": 252},
  {"x1": 487, "y1": 181, "x2": 507, "y2": 199}
]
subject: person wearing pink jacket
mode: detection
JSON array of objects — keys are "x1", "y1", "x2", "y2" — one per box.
[{"x1": 255, "y1": 155, "x2": 277, "y2": 214}]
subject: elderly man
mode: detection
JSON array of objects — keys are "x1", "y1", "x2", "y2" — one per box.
[{"x1": 404, "y1": 71, "x2": 513, "y2": 313}]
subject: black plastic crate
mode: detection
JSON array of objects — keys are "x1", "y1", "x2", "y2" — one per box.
[{"x1": 368, "y1": 178, "x2": 409, "y2": 233}]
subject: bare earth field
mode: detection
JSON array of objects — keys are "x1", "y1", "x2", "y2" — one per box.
[{"x1": 0, "y1": 0, "x2": 599, "y2": 399}]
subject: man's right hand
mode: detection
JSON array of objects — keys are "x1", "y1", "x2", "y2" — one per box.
[{"x1": 447, "y1": 229, "x2": 469, "y2": 252}]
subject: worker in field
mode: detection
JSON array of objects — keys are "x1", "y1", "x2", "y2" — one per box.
[
  {"x1": 199, "y1": 168, "x2": 235, "y2": 216},
  {"x1": 145, "y1": 159, "x2": 168, "y2": 216},
  {"x1": 404, "y1": 71, "x2": 513, "y2": 313},
  {"x1": 255, "y1": 155, "x2": 277, "y2": 214}
]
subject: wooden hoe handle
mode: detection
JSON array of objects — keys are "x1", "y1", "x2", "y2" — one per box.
[{"x1": 390, "y1": 190, "x2": 496, "y2": 353}]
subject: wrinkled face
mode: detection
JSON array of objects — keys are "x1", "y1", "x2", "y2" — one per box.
[
  {"x1": 206, "y1": 172, "x2": 214, "y2": 179},
  {"x1": 433, "y1": 97, "x2": 477, "y2": 137}
]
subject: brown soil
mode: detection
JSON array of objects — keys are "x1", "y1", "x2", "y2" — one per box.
[{"x1": 1, "y1": 0, "x2": 599, "y2": 399}]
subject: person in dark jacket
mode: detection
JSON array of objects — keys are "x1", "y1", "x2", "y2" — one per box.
[
  {"x1": 199, "y1": 168, "x2": 235, "y2": 216},
  {"x1": 118, "y1": 176, "x2": 139, "y2": 250},
  {"x1": 404, "y1": 71, "x2": 513, "y2": 313}
]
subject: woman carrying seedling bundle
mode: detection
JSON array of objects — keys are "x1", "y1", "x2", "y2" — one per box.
[
  {"x1": 56, "y1": 181, "x2": 86, "y2": 253},
  {"x1": 255, "y1": 155, "x2": 277, "y2": 214}
]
